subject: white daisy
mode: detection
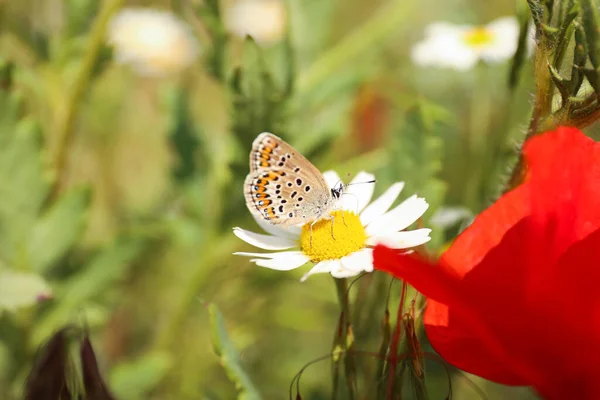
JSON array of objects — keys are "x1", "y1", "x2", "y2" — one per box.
[
  {"x1": 233, "y1": 171, "x2": 431, "y2": 281},
  {"x1": 411, "y1": 16, "x2": 528, "y2": 71},
  {"x1": 224, "y1": 0, "x2": 287, "y2": 44},
  {"x1": 108, "y1": 7, "x2": 200, "y2": 77}
]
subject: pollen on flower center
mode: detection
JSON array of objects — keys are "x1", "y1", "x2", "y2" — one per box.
[
  {"x1": 463, "y1": 27, "x2": 494, "y2": 47},
  {"x1": 300, "y1": 210, "x2": 367, "y2": 263}
]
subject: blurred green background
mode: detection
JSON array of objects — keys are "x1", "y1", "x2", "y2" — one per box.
[{"x1": 0, "y1": 0, "x2": 563, "y2": 398}]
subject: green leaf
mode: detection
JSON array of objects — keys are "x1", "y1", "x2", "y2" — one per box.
[
  {"x1": 30, "y1": 239, "x2": 144, "y2": 346},
  {"x1": 109, "y1": 352, "x2": 173, "y2": 400},
  {"x1": 230, "y1": 37, "x2": 287, "y2": 145},
  {"x1": 208, "y1": 303, "x2": 262, "y2": 400},
  {"x1": 65, "y1": 0, "x2": 100, "y2": 38},
  {"x1": 0, "y1": 93, "x2": 50, "y2": 263},
  {"x1": 581, "y1": 0, "x2": 600, "y2": 69},
  {"x1": 167, "y1": 88, "x2": 200, "y2": 182},
  {"x1": 197, "y1": 0, "x2": 228, "y2": 81},
  {"x1": 0, "y1": 270, "x2": 52, "y2": 313},
  {"x1": 27, "y1": 186, "x2": 91, "y2": 273}
]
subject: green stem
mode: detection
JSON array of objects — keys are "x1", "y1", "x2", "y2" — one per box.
[
  {"x1": 296, "y1": 0, "x2": 413, "y2": 96},
  {"x1": 331, "y1": 278, "x2": 355, "y2": 400},
  {"x1": 464, "y1": 64, "x2": 492, "y2": 212},
  {"x1": 51, "y1": 0, "x2": 125, "y2": 197},
  {"x1": 504, "y1": 45, "x2": 554, "y2": 192}
]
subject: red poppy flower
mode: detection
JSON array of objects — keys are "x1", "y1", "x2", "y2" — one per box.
[{"x1": 373, "y1": 126, "x2": 600, "y2": 399}]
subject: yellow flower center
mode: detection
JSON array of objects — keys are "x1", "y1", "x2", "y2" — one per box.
[
  {"x1": 300, "y1": 210, "x2": 367, "y2": 263},
  {"x1": 463, "y1": 27, "x2": 494, "y2": 48}
]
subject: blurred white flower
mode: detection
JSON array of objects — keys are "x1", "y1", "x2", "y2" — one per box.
[
  {"x1": 0, "y1": 270, "x2": 52, "y2": 313},
  {"x1": 412, "y1": 17, "x2": 529, "y2": 70},
  {"x1": 224, "y1": 0, "x2": 287, "y2": 44},
  {"x1": 108, "y1": 7, "x2": 200, "y2": 77}
]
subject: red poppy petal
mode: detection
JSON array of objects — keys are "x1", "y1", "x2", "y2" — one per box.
[
  {"x1": 425, "y1": 301, "x2": 527, "y2": 385},
  {"x1": 373, "y1": 245, "x2": 529, "y2": 385},
  {"x1": 426, "y1": 219, "x2": 535, "y2": 385},
  {"x1": 373, "y1": 245, "x2": 461, "y2": 305},
  {"x1": 441, "y1": 185, "x2": 529, "y2": 277},
  {"x1": 525, "y1": 127, "x2": 594, "y2": 260},
  {"x1": 523, "y1": 127, "x2": 600, "y2": 299}
]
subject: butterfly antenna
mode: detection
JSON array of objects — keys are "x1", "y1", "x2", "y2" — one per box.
[{"x1": 344, "y1": 179, "x2": 377, "y2": 188}]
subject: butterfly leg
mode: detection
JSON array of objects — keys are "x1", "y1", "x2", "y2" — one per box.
[
  {"x1": 322, "y1": 214, "x2": 336, "y2": 240},
  {"x1": 330, "y1": 215, "x2": 336, "y2": 239}
]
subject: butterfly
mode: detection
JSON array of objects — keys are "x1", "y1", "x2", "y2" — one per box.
[{"x1": 243, "y1": 132, "x2": 343, "y2": 227}]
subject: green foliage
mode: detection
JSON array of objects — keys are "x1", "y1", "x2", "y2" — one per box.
[
  {"x1": 31, "y1": 239, "x2": 144, "y2": 347},
  {"x1": 109, "y1": 351, "x2": 173, "y2": 400},
  {"x1": 168, "y1": 88, "x2": 200, "y2": 182},
  {"x1": 382, "y1": 101, "x2": 449, "y2": 249},
  {"x1": 208, "y1": 303, "x2": 262, "y2": 400},
  {"x1": 0, "y1": 91, "x2": 49, "y2": 265},
  {"x1": 28, "y1": 187, "x2": 91, "y2": 273},
  {"x1": 230, "y1": 37, "x2": 289, "y2": 144}
]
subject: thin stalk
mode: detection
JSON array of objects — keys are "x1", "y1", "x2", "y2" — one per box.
[
  {"x1": 504, "y1": 45, "x2": 554, "y2": 192},
  {"x1": 386, "y1": 280, "x2": 407, "y2": 400},
  {"x1": 331, "y1": 278, "x2": 356, "y2": 400},
  {"x1": 464, "y1": 64, "x2": 492, "y2": 212},
  {"x1": 51, "y1": 0, "x2": 125, "y2": 197}
]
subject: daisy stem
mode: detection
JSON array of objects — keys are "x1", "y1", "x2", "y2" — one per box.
[
  {"x1": 50, "y1": 0, "x2": 125, "y2": 199},
  {"x1": 331, "y1": 277, "x2": 356, "y2": 400}
]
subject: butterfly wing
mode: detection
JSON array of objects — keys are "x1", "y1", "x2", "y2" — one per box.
[
  {"x1": 244, "y1": 166, "x2": 334, "y2": 227},
  {"x1": 246, "y1": 133, "x2": 335, "y2": 226},
  {"x1": 249, "y1": 132, "x2": 315, "y2": 173}
]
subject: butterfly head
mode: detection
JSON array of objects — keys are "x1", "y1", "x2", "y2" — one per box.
[
  {"x1": 331, "y1": 181, "x2": 344, "y2": 200},
  {"x1": 330, "y1": 178, "x2": 376, "y2": 201}
]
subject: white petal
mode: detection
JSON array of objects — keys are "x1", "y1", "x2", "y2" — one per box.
[
  {"x1": 252, "y1": 213, "x2": 301, "y2": 239},
  {"x1": 340, "y1": 248, "x2": 374, "y2": 272},
  {"x1": 300, "y1": 260, "x2": 336, "y2": 282},
  {"x1": 251, "y1": 251, "x2": 309, "y2": 271},
  {"x1": 366, "y1": 195, "x2": 429, "y2": 236},
  {"x1": 360, "y1": 182, "x2": 404, "y2": 226},
  {"x1": 224, "y1": 0, "x2": 287, "y2": 44},
  {"x1": 424, "y1": 21, "x2": 470, "y2": 38},
  {"x1": 323, "y1": 170, "x2": 342, "y2": 190},
  {"x1": 233, "y1": 227, "x2": 296, "y2": 250},
  {"x1": 234, "y1": 251, "x2": 284, "y2": 258},
  {"x1": 339, "y1": 171, "x2": 375, "y2": 213},
  {"x1": 480, "y1": 16, "x2": 519, "y2": 63},
  {"x1": 366, "y1": 229, "x2": 432, "y2": 249},
  {"x1": 411, "y1": 25, "x2": 479, "y2": 71},
  {"x1": 330, "y1": 265, "x2": 361, "y2": 279}
]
